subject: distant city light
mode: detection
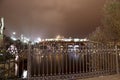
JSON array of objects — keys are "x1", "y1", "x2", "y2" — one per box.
[
  {"x1": 64, "y1": 38, "x2": 72, "y2": 42},
  {"x1": 23, "y1": 40, "x2": 27, "y2": 43},
  {"x1": 19, "y1": 34, "x2": 30, "y2": 43},
  {"x1": 23, "y1": 37, "x2": 30, "y2": 43},
  {"x1": 56, "y1": 35, "x2": 61, "y2": 39},
  {"x1": 10, "y1": 33, "x2": 88, "y2": 43},
  {"x1": 11, "y1": 37, "x2": 17, "y2": 41},
  {"x1": 20, "y1": 34, "x2": 24, "y2": 40},
  {"x1": 11, "y1": 32, "x2": 17, "y2": 41},
  {"x1": 34, "y1": 37, "x2": 41, "y2": 43},
  {"x1": 55, "y1": 35, "x2": 64, "y2": 41},
  {"x1": 37, "y1": 37, "x2": 41, "y2": 42},
  {"x1": 35, "y1": 38, "x2": 88, "y2": 42},
  {"x1": 74, "y1": 38, "x2": 80, "y2": 42},
  {"x1": 83, "y1": 38, "x2": 88, "y2": 41},
  {"x1": 12, "y1": 32, "x2": 16, "y2": 35}
]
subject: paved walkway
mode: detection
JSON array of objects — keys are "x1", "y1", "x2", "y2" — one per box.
[{"x1": 79, "y1": 74, "x2": 120, "y2": 80}]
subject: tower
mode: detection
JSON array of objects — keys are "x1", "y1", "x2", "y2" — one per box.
[
  {"x1": 0, "y1": 17, "x2": 4, "y2": 35},
  {"x1": 0, "y1": 17, "x2": 4, "y2": 47}
]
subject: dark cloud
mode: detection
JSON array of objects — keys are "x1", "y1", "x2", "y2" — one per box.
[{"x1": 0, "y1": 0, "x2": 106, "y2": 39}]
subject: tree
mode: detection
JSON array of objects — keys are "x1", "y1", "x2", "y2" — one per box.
[
  {"x1": 103, "y1": 0, "x2": 120, "y2": 42},
  {"x1": 89, "y1": 0, "x2": 120, "y2": 43},
  {"x1": 89, "y1": 26, "x2": 107, "y2": 43}
]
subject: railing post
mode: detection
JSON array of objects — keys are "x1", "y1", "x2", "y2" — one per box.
[
  {"x1": 115, "y1": 45, "x2": 119, "y2": 74},
  {"x1": 27, "y1": 42, "x2": 31, "y2": 80}
]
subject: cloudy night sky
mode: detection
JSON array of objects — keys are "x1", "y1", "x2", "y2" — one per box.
[{"x1": 0, "y1": 0, "x2": 106, "y2": 40}]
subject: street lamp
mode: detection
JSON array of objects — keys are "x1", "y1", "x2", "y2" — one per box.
[{"x1": 13, "y1": 32, "x2": 16, "y2": 35}]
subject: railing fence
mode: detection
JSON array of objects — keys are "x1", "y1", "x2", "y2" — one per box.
[
  {"x1": 0, "y1": 41, "x2": 120, "y2": 79},
  {"x1": 27, "y1": 42, "x2": 120, "y2": 80}
]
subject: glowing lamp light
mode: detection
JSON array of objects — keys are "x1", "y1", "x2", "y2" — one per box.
[
  {"x1": 22, "y1": 37, "x2": 30, "y2": 43},
  {"x1": 37, "y1": 37, "x2": 41, "y2": 42},
  {"x1": 83, "y1": 38, "x2": 88, "y2": 41},
  {"x1": 23, "y1": 40, "x2": 27, "y2": 43},
  {"x1": 34, "y1": 37, "x2": 41, "y2": 43},
  {"x1": 41, "y1": 55, "x2": 44, "y2": 58},
  {"x1": 64, "y1": 39, "x2": 72, "y2": 42},
  {"x1": 11, "y1": 37, "x2": 17, "y2": 41},
  {"x1": 80, "y1": 39, "x2": 83, "y2": 41},
  {"x1": 12, "y1": 32, "x2": 16, "y2": 35},
  {"x1": 56, "y1": 35, "x2": 61, "y2": 39},
  {"x1": 55, "y1": 35, "x2": 64, "y2": 41},
  {"x1": 74, "y1": 38, "x2": 80, "y2": 42}
]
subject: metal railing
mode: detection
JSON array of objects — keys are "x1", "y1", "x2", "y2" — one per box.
[
  {"x1": 1, "y1": 41, "x2": 120, "y2": 80},
  {"x1": 27, "y1": 42, "x2": 120, "y2": 80}
]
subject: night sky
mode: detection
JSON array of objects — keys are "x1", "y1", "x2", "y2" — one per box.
[{"x1": 0, "y1": 0, "x2": 106, "y2": 40}]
